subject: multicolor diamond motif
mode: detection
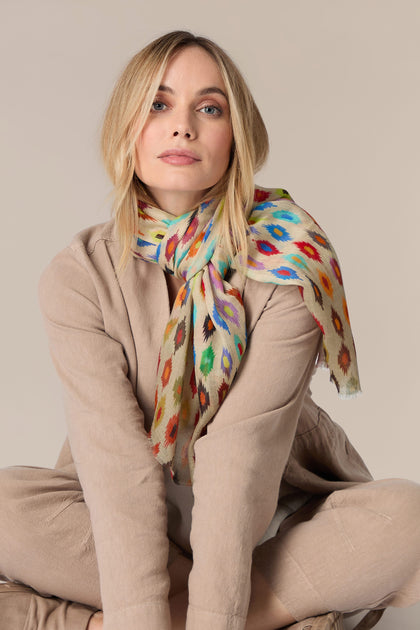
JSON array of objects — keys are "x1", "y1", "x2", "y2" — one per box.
[{"x1": 132, "y1": 186, "x2": 360, "y2": 485}]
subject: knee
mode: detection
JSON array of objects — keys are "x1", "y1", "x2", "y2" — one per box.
[
  {"x1": 0, "y1": 466, "x2": 25, "y2": 506},
  {"x1": 0, "y1": 465, "x2": 53, "y2": 529},
  {"x1": 369, "y1": 479, "x2": 420, "y2": 559},
  {"x1": 371, "y1": 478, "x2": 420, "y2": 521},
  {"x1": 0, "y1": 467, "x2": 31, "y2": 574},
  {"x1": 337, "y1": 478, "x2": 420, "y2": 554}
]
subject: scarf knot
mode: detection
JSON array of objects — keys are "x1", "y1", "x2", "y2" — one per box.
[{"x1": 135, "y1": 199, "x2": 230, "y2": 283}]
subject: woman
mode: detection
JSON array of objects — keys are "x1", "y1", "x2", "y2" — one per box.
[{"x1": 0, "y1": 30, "x2": 419, "y2": 630}]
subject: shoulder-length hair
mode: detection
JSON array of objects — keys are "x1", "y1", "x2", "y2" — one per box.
[{"x1": 101, "y1": 30, "x2": 269, "y2": 270}]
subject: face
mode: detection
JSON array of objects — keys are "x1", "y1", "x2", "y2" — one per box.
[{"x1": 134, "y1": 46, "x2": 233, "y2": 215}]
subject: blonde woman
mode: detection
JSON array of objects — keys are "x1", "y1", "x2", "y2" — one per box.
[{"x1": 0, "y1": 31, "x2": 419, "y2": 630}]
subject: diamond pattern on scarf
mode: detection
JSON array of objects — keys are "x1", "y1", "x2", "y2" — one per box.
[{"x1": 132, "y1": 186, "x2": 360, "y2": 485}]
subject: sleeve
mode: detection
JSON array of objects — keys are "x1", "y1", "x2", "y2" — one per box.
[
  {"x1": 186, "y1": 284, "x2": 322, "y2": 630},
  {"x1": 38, "y1": 248, "x2": 171, "y2": 630}
]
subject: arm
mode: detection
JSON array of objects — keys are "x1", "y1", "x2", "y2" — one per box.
[
  {"x1": 186, "y1": 284, "x2": 322, "y2": 630},
  {"x1": 38, "y1": 247, "x2": 171, "y2": 630}
]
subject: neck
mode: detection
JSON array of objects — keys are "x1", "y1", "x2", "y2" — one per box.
[{"x1": 147, "y1": 188, "x2": 209, "y2": 217}]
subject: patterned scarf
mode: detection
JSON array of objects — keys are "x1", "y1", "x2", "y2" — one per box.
[{"x1": 132, "y1": 186, "x2": 360, "y2": 485}]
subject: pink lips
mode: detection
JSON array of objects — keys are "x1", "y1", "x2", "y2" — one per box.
[{"x1": 158, "y1": 148, "x2": 201, "y2": 166}]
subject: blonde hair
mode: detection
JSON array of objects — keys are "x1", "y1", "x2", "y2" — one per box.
[{"x1": 101, "y1": 31, "x2": 269, "y2": 270}]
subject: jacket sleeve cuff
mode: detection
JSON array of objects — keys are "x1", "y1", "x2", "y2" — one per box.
[
  {"x1": 186, "y1": 604, "x2": 247, "y2": 630},
  {"x1": 104, "y1": 601, "x2": 171, "y2": 630}
]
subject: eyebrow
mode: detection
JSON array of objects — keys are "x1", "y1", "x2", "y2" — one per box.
[{"x1": 157, "y1": 84, "x2": 228, "y2": 100}]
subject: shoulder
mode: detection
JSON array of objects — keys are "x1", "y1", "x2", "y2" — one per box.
[
  {"x1": 244, "y1": 279, "x2": 320, "y2": 341},
  {"x1": 41, "y1": 218, "x2": 119, "y2": 277},
  {"x1": 67, "y1": 218, "x2": 118, "y2": 257},
  {"x1": 251, "y1": 185, "x2": 342, "y2": 277},
  {"x1": 252, "y1": 185, "x2": 325, "y2": 234},
  {"x1": 252, "y1": 186, "x2": 359, "y2": 396},
  {"x1": 38, "y1": 218, "x2": 121, "y2": 316}
]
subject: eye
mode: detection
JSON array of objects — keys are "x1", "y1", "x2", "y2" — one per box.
[
  {"x1": 199, "y1": 104, "x2": 222, "y2": 116},
  {"x1": 151, "y1": 101, "x2": 167, "y2": 112}
]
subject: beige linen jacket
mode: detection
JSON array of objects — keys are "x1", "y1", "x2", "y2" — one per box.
[{"x1": 39, "y1": 219, "x2": 372, "y2": 630}]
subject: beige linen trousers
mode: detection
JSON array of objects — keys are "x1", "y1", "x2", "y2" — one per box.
[{"x1": 1, "y1": 220, "x2": 420, "y2": 630}]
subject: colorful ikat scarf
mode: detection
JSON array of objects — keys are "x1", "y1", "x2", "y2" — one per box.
[{"x1": 132, "y1": 186, "x2": 360, "y2": 485}]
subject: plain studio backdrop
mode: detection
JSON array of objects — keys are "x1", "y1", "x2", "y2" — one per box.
[{"x1": 1, "y1": 1, "x2": 419, "y2": 628}]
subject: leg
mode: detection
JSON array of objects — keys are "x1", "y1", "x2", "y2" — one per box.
[
  {"x1": 252, "y1": 478, "x2": 420, "y2": 624},
  {"x1": 0, "y1": 464, "x2": 191, "y2": 629},
  {"x1": 0, "y1": 581, "x2": 99, "y2": 630},
  {"x1": 165, "y1": 553, "x2": 294, "y2": 630},
  {"x1": 0, "y1": 554, "x2": 193, "y2": 630},
  {"x1": 0, "y1": 465, "x2": 102, "y2": 608},
  {"x1": 85, "y1": 555, "x2": 194, "y2": 630},
  {"x1": 245, "y1": 566, "x2": 296, "y2": 629}
]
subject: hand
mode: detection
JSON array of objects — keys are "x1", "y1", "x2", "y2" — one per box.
[{"x1": 87, "y1": 611, "x2": 103, "y2": 630}]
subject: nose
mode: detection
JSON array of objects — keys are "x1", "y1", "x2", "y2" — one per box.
[
  {"x1": 173, "y1": 129, "x2": 191, "y2": 138},
  {"x1": 172, "y1": 108, "x2": 197, "y2": 139}
]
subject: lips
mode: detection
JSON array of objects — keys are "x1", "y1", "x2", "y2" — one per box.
[{"x1": 158, "y1": 148, "x2": 201, "y2": 160}]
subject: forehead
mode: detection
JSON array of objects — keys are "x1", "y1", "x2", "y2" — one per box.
[{"x1": 161, "y1": 46, "x2": 226, "y2": 92}]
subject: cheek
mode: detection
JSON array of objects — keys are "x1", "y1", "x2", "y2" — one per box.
[
  {"x1": 134, "y1": 126, "x2": 156, "y2": 178},
  {"x1": 136, "y1": 130, "x2": 150, "y2": 161},
  {"x1": 136, "y1": 120, "x2": 161, "y2": 156},
  {"x1": 211, "y1": 126, "x2": 233, "y2": 166}
]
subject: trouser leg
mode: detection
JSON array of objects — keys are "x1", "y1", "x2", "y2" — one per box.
[
  {"x1": 0, "y1": 463, "x2": 186, "y2": 628},
  {"x1": 252, "y1": 478, "x2": 420, "y2": 621},
  {"x1": 0, "y1": 582, "x2": 98, "y2": 630},
  {"x1": 0, "y1": 465, "x2": 101, "y2": 609}
]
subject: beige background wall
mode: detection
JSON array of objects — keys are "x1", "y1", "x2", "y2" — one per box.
[{"x1": 1, "y1": 1, "x2": 419, "y2": 627}]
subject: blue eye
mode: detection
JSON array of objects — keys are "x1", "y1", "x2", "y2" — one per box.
[
  {"x1": 200, "y1": 105, "x2": 222, "y2": 116},
  {"x1": 151, "y1": 101, "x2": 167, "y2": 111}
]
